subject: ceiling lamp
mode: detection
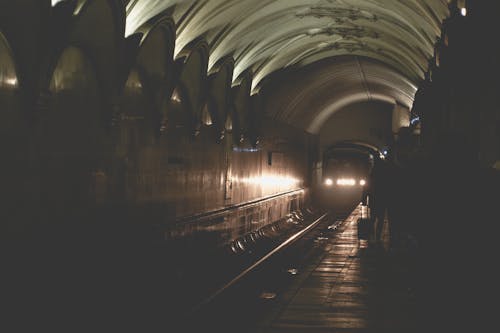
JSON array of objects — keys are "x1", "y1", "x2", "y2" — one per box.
[{"x1": 457, "y1": 0, "x2": 467, "y2": 16}]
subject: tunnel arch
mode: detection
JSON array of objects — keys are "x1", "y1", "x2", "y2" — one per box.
[
  {"x1": 38, "y1": 46, "x2": 104, "y2": 208},
  {"x1": 0, "y1": 1, "x2": 52, "y2": 236},
  {"x1": 134, "y1": 17, "x2": 176, "y2": 138},
  {"x1": 68, "y1": 0, "x2": 124, "y2": 113},
  {"x1": 318, "y1": 100, "x2": 396, "y2": 157},
  {"x1": 232, "y1": 70, "x2": 253, "y2": 145},
  {"x1": 262, "y1": 56, "x2": 416, "y2": 134},
  {"x1": 207, "y1": 56, "x2": 234, "y2": 141},
  {"x1": 162, "y1": 83, "x2": 190, "y2": 135},
  {"x1": 309, "y1": 92, "x2": 397, "y2": 134},
  {"x1": 120, "y1": 67, "x2": 156, "y2": 146},
  {"x1": 1, "y1": 1, "x2": 51, "y2": 99},
  {"x1": 0, "y1": 31, "x2": 23, "y2": 138},
  {"x1": 45, "y1": 46, "x2": 103, "y2": 153},
  {"x1": 0, "y1": 30, "x2": 26, "y2": 203},
  {"x1": 326, "y1": 140, "x2": 384, "y2": 160},
  {"x1": 175, "y1": 39, "x2": 209, "y2": 136},
  {"x1": 69, "y1": 0, "x2": 125, "y2": 40},
  {"x1": 136, "y1": 16, "x2": 176, "y2": 88}
]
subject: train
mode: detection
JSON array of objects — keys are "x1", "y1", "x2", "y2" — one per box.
[{"x1": 316, "y1": 143, "x2": 378, "y2": 213}]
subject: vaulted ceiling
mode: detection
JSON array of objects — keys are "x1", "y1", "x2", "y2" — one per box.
[
  {"x1": 123, "y1": 0, "x2": 450, "y2": 93},
  {"x1": 48, "y1": 0, "x2": 451, "y2": 133}
]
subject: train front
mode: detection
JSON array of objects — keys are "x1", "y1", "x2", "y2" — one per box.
[{"x1": 317, "y1": 149, "x2": 372, "y2": 214}]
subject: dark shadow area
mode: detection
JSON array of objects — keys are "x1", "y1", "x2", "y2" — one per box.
[{"x1": 2, "y1": 206, "x2": 326, "y2": 332}]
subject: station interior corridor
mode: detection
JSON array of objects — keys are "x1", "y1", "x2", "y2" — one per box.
[{"x1": 1, "y1": 1, "x2": 499, "y2": 332}]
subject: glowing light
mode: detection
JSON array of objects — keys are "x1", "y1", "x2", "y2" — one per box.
[
  {"x1": 457, "y1": 0, "x2": 467, "y2": 16},
  {"x1": 239, "y1": 175, "x2": 300, "y2": 187},
  {"x1": 3, "y1": 77, "x2": 18, "y2": 87},
  {"x1": 126, "y1": 72, "x2": 143, "y2": 89},
  {"x1": 359, "y1": 179, "x2": 366, "y2": 186},
  {"x1": 259, "y1": 292, "x2": 277, "y2": 300},
  {"x1": 171, "y1": 88, "x2": 181, "y2": 103},
  {"x1": 336, "y1": 178, "x2": 356, "y2": 186},
  {"x1": 324, "y1": 178, "x2": 333, "y2": 186},
  {"x1": 51, "y1": 0, "x2": 65, "y2": 6},
  {"x1": 232, "y1": 147, "x2": 260, "y2": 152},
  {"x1": 225, "y1": 115, "x2": 233, "y2": 131},
  {"x1": 261, "y1": 176, "x2": 299, "y2": 187},
  {"x1": 203, "y1": 115, "x2": 212, "y2": 126},
  {"x1": 202, "y1": 104, "x2": 212, "y2": 126}
]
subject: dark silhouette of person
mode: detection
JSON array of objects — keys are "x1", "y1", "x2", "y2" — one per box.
[{"x1": 369, "y1": 157, "x2": 390, "y2": 245}]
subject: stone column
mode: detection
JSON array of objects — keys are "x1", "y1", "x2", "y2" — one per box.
[{"x1": 392, "y1": 103, "x2": 410, "y2": 139}]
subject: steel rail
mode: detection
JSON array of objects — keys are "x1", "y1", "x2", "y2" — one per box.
[{"x1": 190, "y1": 211, "x2": 330, "y2": 314}]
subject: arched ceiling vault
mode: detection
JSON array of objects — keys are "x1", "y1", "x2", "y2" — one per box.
[
  {"x1": 50, "y1": 0, "x2": 450, "y2": 133},
  {"x1": 123, "y1": 0, "x2": 450, "y2": 93}
]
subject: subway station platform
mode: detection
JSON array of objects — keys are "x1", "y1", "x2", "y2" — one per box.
[
  {"x1": 249, "y1": 206, "x2": 417, "y2": 333},
  {"x1": 184, "y1": 204, "x2": 421, "y2": 333}
]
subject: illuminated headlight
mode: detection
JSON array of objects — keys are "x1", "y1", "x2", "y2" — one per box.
[
  {"x1": 359, "y1": 179, "x2": 366, "y2": 186},
  {"x1": 336, "y1": 178, "x2": 356, "y2": 186},
  {"x1": 324, "y1": 178, "x2": 333, "y2": 186}
]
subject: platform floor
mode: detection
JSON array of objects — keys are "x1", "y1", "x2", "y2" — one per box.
[{"x1": 247, "y1": 205, "x2": 419, "y2": 333}]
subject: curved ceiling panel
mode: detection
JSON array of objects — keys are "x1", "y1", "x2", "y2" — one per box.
[{"x1": 125, "y1": 0, "x2": 450, "y2": 92}]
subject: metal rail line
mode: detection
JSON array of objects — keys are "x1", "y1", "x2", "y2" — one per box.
[{"x1": 190, "y1": 211, "x2": 330, "y2": 314}]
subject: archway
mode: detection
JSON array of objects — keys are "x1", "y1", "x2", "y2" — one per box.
[{"x1": 39, "y1": 46, "x2": 103, "y2": 215}]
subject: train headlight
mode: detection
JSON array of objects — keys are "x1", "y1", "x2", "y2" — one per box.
[
  {"x1": 336, "y1": 178, "x2": 356, "y2": 186},
  {"x1": 359, "y1": 179, "x2": 366, "y2": 186},
  {"x1": 324, "y1": 178, "x2": 333, "y2": 186}
]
